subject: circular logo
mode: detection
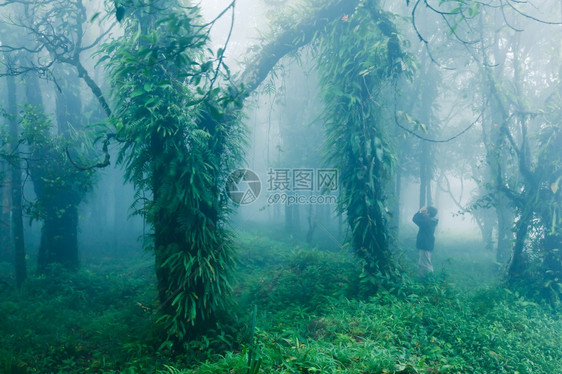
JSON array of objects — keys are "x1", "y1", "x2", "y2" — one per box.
[{"x1": 226, "y1": 169, "x2": 261, "y2": 205}]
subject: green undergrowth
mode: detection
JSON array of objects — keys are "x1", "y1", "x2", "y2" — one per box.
[
  {"x1": 1, "y1": 234, "x2": 561, "y2": 373},
  {"x1": 0, "y1": 256, "x2": 167, "y2": 373},
  {"x1": 187, "y1": 284, "x2": 562, "y2": 373}
]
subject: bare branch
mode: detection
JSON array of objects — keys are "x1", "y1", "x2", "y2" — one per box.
[
  {"x1": 393, "y1": 87, "x2": 485, "y2": 143},
  {"x1": 505, "y1": 0, "x2": 562, "y2": 25},
  {"x1": 80, "y1": 21, "x2": 116, "y2": 52}
]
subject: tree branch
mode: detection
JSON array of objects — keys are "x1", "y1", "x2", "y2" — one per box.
[{"x1": 238, "y1": 0, "x2": 360, "y2": 93}]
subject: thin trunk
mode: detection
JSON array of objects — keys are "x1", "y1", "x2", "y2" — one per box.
[
  {"x1": 495, "y1": 196, "x2": 513, "y2": 264},
  {"x1": 426, "y1": 160, "x2": 432, "y2": 206},
  {"x1": 285, "y1": 204, "x2": 293, "y2": 232},
  {"x1": 6, "y1": 72, "x2": 26, "y2": 288},
  {"x1": 24, "y1": 74, "x2": 43, "y2": 108},
  {"x1": 55, "y1": 71, "x2": 82, "y2": 135},
  {"x1": 508, "y1": 211, "x2": 531, "y2": 282},
  {"x1": 419, "y1": 142, "x2": 431, "y2": 207},
  {"x1": 0, "y1": 161, "x2": 12, "y2": 262},
  {"x1": 419, "y1": 148, "x2": 427, "y2": 208}
]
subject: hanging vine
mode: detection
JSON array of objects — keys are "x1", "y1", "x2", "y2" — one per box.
[
  {"x1": 102, "y1": 0, "x2": 245, "y2": 346},
  {"x1": 312, "y1": 1, "x2": 413, "y2": 282}
]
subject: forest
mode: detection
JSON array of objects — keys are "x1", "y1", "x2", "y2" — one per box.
[{"x1": 0, "y1": 0, "x2": 561, "y2": 373}]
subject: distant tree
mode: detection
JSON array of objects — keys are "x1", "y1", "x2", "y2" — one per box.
[
  {"x1": 410, "y1": 0, "x2": 562, "y2": 299},
  {"x1": 19, "y1": 106, "x2": 95, "y2": 270},
  {"x1": 0, "y1": 0, "x2": 114, "y2": 271},
  {"x1": 1, "y1": 55, "x2": 26, "y2": 288}
]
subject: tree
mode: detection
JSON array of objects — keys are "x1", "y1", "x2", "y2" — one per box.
[
  {"x1": 3, "y1": 56, "x2": 26, "y2": 288},
  {"x1": 245, "y1": 0, "x2": 409, "y2": 279},
  {"x1": 0, "y1": 0, "x2": 113, "y2": 271},
  {"x1": 102, "y1": 0, "x2": 245, "y2": 344},
  {"x1": 19, "y1": 106, "x2": 95, "y2": 270},
  {"x1": 315, "y1": 4, "x2": 406, "y2": 279},
  {"x1": 410, "y1": 0, "x2": 562, "y2": 298}
]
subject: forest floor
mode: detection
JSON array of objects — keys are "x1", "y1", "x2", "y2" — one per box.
[{"x1": 1, "y1": 229, "x2": 561, "y2": 373}]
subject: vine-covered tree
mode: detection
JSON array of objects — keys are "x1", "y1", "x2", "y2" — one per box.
[
  {"x1": 102, "y1": 0, "x2": 245, "y2": 344},
  {"x1": 314, "y1": 3, "x2": 409, "y2": 279}
]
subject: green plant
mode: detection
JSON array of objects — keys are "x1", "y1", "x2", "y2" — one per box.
[
  {"x1": 101, "y1": 0, "x2": 245, "y2": 345},
  {"x1": 313, "y1": 2, "x2": 414, "y2": 280}
]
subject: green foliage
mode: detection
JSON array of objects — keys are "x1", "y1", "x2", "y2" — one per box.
[
  {"x1": 314, "y1": 5, "x2": 413, "y2": 278},
  {"x1": 2, "y1": 233, "x2": 561, "y2": 373},
  {"x1": 183, "y1": 282, "x2": 562, "y2": 374},
  {"x1": 17, "y1": 105, "x2": 96, "y2": 269},
  {"x1": 236, "y1": 232, "x2": 360, "y2": 309},
  {"x1": 19, "y1": 106, "x2": 95, "y2": 223},
  {"x1": 0, "y1": 258, "x2": 164, "y2": 373},
  {"x1": 101, "y1": 0, "x2": 245, "y2": 344},
  {"x1": 512, "y1": 114, "x2": 562, "y2": 305}
]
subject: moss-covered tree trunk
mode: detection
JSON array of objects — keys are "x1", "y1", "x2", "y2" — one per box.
[
  {"x1": 103, "y1": 1, "x2": 243, "y2": 345},
  {"x1": 315, "y1": 4, "x2": 405, "y2": 279}
]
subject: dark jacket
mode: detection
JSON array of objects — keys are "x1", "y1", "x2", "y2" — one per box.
[{"x1": 413, "y1": 212, "x2": 438, "y2": 251}]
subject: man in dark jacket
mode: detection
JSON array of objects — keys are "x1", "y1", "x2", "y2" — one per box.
[{"x1": 413, "y1": 206, "x2": 438, "y2": 277}]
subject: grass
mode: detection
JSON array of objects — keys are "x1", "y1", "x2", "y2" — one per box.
[{"x1": 0, "y1": 231, "x2": 560, "y2": 373}]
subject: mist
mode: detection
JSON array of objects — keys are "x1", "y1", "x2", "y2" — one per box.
[{"x1": 1, "y1": 0, "x2": 561, "y2": 372}]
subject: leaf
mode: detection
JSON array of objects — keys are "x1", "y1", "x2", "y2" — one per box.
[
  {"x1": 130, "y1": 90, "x2": 145, "y2": 98},
  {"x1": 551, "y1": 177, "x2": 561, "y2": 194}
]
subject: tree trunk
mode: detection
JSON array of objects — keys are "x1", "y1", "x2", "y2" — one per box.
[
  {"x1": 285, "y1": 204, "x2": 294, "y2": 232},
  {"x1": 419, "y1": 142, "x2": 432, "y2": 208},
  {"x1": 507, "y1": 211, "x2": 531, "y2": 282},
  {"x1": 55, "y1": 70, "x2": 82, "y2": 135},
  {"x1": 306, "y1": 205, "x2": 316, "y2": 243},
  {"x1": 23, "y1": 74, "x2": 82, "y2": 271},
  {"x1": 393, "y1": 168, "x2": 401, "y2": 238},
  {"x1": 0, "y1": 161, "x2": 12, "y2": 262},
  {"x1": 37, "y1": 204, "x2": 79, "y2": 270},
  {"x1": 6, "y1": 71, "x2": 26, "y2": 288},
  {"x1": 495, "y1": 196, "x2": 513, "y2": 264},
  {"x1": 417, "y1": 53, "x2": 436, "y2": 209},
  {"x1": 24, "y1": 74, "x2": 43, "y2": 108}
]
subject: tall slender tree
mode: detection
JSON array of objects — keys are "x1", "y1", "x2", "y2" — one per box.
[{"x1": 4, "y1": 56, "x2": 26, "y2": 288}]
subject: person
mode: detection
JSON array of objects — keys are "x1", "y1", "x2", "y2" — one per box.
[{"x1": 412, "y1": 206, "x2": 438, "y2": 277}]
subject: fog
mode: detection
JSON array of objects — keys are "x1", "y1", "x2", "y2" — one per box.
[
  {"x1": 0, "y1": 1, "x2": 561, "y2": 371},
  {"x1": 1, "y1": 0, "x2": 558, "y2": 262}
]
